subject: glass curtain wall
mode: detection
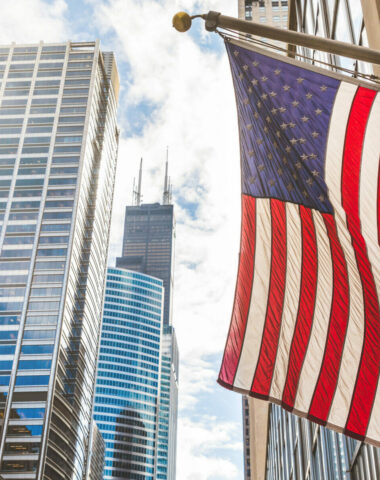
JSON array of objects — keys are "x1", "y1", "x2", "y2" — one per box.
[{"x1": 0, "y1": 41, "x2": 119, "y2": 480}]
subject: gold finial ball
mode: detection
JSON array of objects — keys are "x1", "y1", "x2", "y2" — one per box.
[{"x1": 172, "y1": 12, "x2": 192, "y2": 32}]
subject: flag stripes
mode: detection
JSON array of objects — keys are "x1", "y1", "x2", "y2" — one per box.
[
  {"x1": 342, "y1": 87, "x2": 380, "y2": 439},
  {"x1": 219, "y1": 40, "x2": 380, "y2": 445}
]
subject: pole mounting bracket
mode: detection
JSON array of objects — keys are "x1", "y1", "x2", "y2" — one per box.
[{"x1": 205, "y1": 11, "x2": 221, "y2": 32}]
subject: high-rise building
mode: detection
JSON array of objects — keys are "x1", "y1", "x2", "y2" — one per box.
[
  {"x1": 94, "y1": 267, "x2": 164, "y2": 479},
  {"x1": 237, "y1": 1, "x2": 380, "y2": 479},
  {"x1": 0, "y1": 41, "x2": 119, "y2": 479},
  {"x1": 115, "y1": 163, "x2": 179, "y2": 479}
]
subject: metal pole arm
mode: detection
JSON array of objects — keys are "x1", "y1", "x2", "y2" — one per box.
[{"x1": 173, "y1": 11, "x2": 380, "y2": 67}]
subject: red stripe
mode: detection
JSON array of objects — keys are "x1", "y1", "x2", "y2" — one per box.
[
  {"x1": 308, "y1": 214, "x2": 349, "y2": 423},
  {"x1": 281, "y1": 206, "x2": 317, "y2": 409},
  {"x1": 218, "y1": 195, "x2": 256, "y2": 387},
  {"x1": 250, "y1": 199, "x2": 286, "y2": 398},
  {"x1": 342, "y1": 87, "x2": 380, "y2": 439}
]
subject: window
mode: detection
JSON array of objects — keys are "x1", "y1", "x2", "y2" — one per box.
[
  {"x1": 0, "y1": 316, "x2": 20, "y2": 326},
  {"x1": 3, "y1": 236, "x2": 34, "y2": 245},
  {"x1": 59, "y1": 106, "x2": 86, "y2": 114},
  {"x1": 31, "y1": 287, "x2": 61, "y2": 296},
  {"x1": 50, "y1": 167, "x2": 78, "y2": 175},
  {"x1": 20, "y1": 157, "x2": 47, "y2": 165},
  {"x1": 28, "y1": 117, "x2": 54, "y2": 125},
  {"x1": 45, "y1": 200, "x2": 73, "y2": 208},
  {"x1": 53, "y1": 145, "x2": 81, "y2": 154},
  {"x1": 34, "y1": 260, "x2": 65, "y2": 270},
  {"x1": 40, "y1": 53, "x2": 65, "y2": 60},
  {"x1": 15, "y1": 375, "x2": 50, "y2": 386},
  {"x1": 26, "y1": 125, "x2": 53, "y2": 134},
  {"x1": 0, "y1": 301, "x2": 24, "y2": 310},
  {"x1": 8, "y1": 212, "x2": 38, "y2": 221},
  {"x1": 55, "y1": 135, "x2": 82, "y2": 143},
  {"x1": 6, "y1": 224, "x2": 36, "y2": 234},
  {"x1": 41, "y1": 223, "x2": 70, "y2": 232},
  {"x1": 0, "y1": 250, "x2": 32, "y2": 259},
  {"x1": 32, "y1": 274, "x2": 64, "y2": 283},
  {"x1": 42, "y1": 46, "x2": 66, "y2": 53},
  {"x1": 7, "y1": 424, "x2": 43, "y2": 436},
  {"x1": 37, "y1": 248, "x2": 67, "y2": 257},
  {"x1": 49, "y1": 177, "x2": 76, "y2": 186},
  {"x1": 64, "y1": 79, "x2": 90, "y2": 86},
  {"x1": 18, "y1": 166, "x2": 45, "y2": 174},
  {"x1": 58, "y1": 115, "x2": 85, "y2": 124},
  {"x1": 33, "y1": 88, "x2": 59, "y2": 96},
  {"x1": 29, "y1": 107, "x2": 56, "y2": 114},
  {"x1": 63, "y1": 88, "x2": 88, "y2": 95},
  {"x1": 18, "y1": 360, "x2": 52, "y2": 370},
  {"x1": 0, "y1": 275, "x2": 28, "y2": 283},
  {"x1": 23, "y1": 329, "x2": 56, "y2": 338},
  {"x1": 35, "y1": 79, "x2": 60, "y2": 88},
  {"x1": 25, "y1": 315, "x2": 58, "y2": 325},
  {"x1": 47, "y1": 188, "x2": 75, "y2": 197},
  {"x1": 39, "y1": 236, "x2": 68, "y2": 244},
  {"x1": 13, "y1": 188, "x2": 43, "y2": 197},
  {"x1": 57, "y1": 125, "x2": 83, "y2": 134},
  {"x1": 52, "y1": 156, "x2": 80, "y2": 164},
  {"x1": 0, "y1": 331, "x2": 18, "y2": 340},
  {"x1": 10, "y1": 407, "x2": 45, "y2": 419},
  {"x1": 21, "y1": 344, "x2": 54, "y2": 355},
  {"x1": 43, "y1": 211, "x2": 72, "y2": 220}
]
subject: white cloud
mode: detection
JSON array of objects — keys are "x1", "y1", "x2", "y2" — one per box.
[
  {"x1": 93, "y1": 0, "x2": 244, "y2": 477},
  {"x1": 0, "y1": 0, "x2": 70, "y2": 44},
  {"x1": 177, "y1": 415, "x2": 242, "y2": 480}
]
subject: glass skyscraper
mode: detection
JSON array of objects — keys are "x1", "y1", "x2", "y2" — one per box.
[
  {"x1": 0, "y1": 41, "x2": 119, "y2": 479},
  {"x1": 94, "y1": 267, "x2": 164, "y2": 479},
  {"x1": 117, "y1": 203, "x2": 175, "y2": 327},
  {"x1": 115, "y1": 169, "x2": 179, "y2": 479}
]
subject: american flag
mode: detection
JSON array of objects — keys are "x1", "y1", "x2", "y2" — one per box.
[{"x1": 218, "y1": 39, "x2": 380, "y2": 446}]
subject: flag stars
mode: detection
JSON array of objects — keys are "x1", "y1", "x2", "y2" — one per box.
[
  {"x1": 269, "y1": 91, "x2": 277, "y2": 97},
  {"x1": 306, "y1": 92, "x2": 313, "y2": 99},
  {"x1": 281, "y1": 122, "x2": 288, "y2": 129},
  {"x1": 267, "y1": 152, "x2": 273, "y2": 160},
  {"x1": 295, "y1": 161, "x2": 302, "y2": 169},
  {"x1": 315, "y1": 108, "x2": 322, "y2": 115},
  {"x1": 258, "y1": 164, "x2": 265, "y2": 171},
  {"x1": 309, "y1": 153, "x2": 317, "y2": 159},
  {"x1": 282, "y1": 156, "x2": 288, "y2": 164},
  {"x1": 263, "y1": 126, "x2": 269, "y2": 133},
  {"x1": 238, "y1": 73, "x2": 244, "y2": 80},
  {"x1": 243, "y1": 98, "x2": 249, "y2": 105},
  {"x1": 277, "y1": 167, "x2": 283, "y2": 175},
  {"x1": 243, "y1": 65, "x2": 249, "y2": 71},
  {"x1": 299, "y1": 138, "x2": 306, "y2": 144},
  {"x1": 257, "y1": 138, "x2": 263, "y2": 145},
  {"x1": 234, "y1": 50, "x2": 239, "y2": 56},
  {"x1": 301, "y1": 153, "x2": 308, "y2": 161},
  {"x1": 257, "y1": 101, "x2": 262, "y2": 108},
  {"x1": 254, "y1": 112, "x2": 259, "y2": 119},
  {"x1": 303, "y1": 189, "x2": 309, "y2": 197},
  {"x1": 292, "y1": 172, "x2": 298, "y2": 180},
  {"x1": 318, "y1": 194, "x2": 325, "y2": 201},
  {"x1": 311, "y1": 131, "x2": 319, "y2": 138},
  {"x1": 278, "y1": 106, "x2": 286, "y2": 113},
  {"x1": 290, "y1": 138, "x2": 298, "y2": 145},
  {"x1": 320, "y1": 85, "x2": 328, "y2": 91},
  {"x1": 274, "y1": 68, "x2": 281, "y2": 75},
  {"x1": 252, "y1": 79, "x2": 258, "y2": 86},
  {"x1": 271, "y1": 108, "x2": 278, "y2": 115},
  {"x1": 252, "y1": 60, "x2": 259, "y2": 66},
  {"x1": 246, "y1": 124, "x2": 253, "y2": 130},
  {"x1": 283, "y1": 85, "x2": 291, "y2": 91},
  {"x1": 306, "y1": 177, "x2": 313, "y2": 185},
  {"x1": 268, "y1": 179, "x2": 276, "y2": 187},
  {"x1": 289, "y1": 122, "x2": 296, "y2": 128},
  {"x1": 301, "y1": 116, "x2": 309, "y2": 122},
  {"x1": 249, "y1": 175, "x2": 256, "y2": 183},
  {"x1": 261, "y1": 75, "x2": 268, "y2": 82},
  {"x1": 273, "y1": 141, "x2": 278, "y2": 149},
  {"x1": 312, "y1": 169, "x2": 319, "y2": 177},
  {"x1": 266, "y1": 116, "x2": 271, "y2": 123},
  {"x1": 292, "y1": 100, "x2": 300, "y2": 107},
  {"x1": 285, "y1": 146, "x2": 292, "y2": 153},
  {"x1": 297, "y1": 77, "x2": 304, "y2": 83},
  {"x1": 248, "y1": 87, "x2": 253, "y2": 94},
  {"x1": 261, "y1": 93, "x2": 268, "y2": 100},
  {"x1": 248, "y1": 150, "x2": 254, "y2": 156},
  {"x1": 287, "y1": 183, "x2": 294, "y2": 191},
  {"x1": 276, "y1": 130, "x2": 281, "y2": 138}
]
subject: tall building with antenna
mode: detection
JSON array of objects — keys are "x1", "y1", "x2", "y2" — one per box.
[{"x1": 113, "y1": 159, "x2": 178, "y2": 479}]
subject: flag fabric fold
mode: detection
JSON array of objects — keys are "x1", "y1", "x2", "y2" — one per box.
[{"x1": 218, "y1": 38, "x2": 380, "y2": 446}]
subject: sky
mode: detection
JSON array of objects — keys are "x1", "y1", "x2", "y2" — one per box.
[{"x1": 0, "y1": 1, "x2": 245, "y2": 477}]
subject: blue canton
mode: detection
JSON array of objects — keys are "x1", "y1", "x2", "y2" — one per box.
[{"x1": 227, "y1": 41, "x2": 340, "y2": 214}]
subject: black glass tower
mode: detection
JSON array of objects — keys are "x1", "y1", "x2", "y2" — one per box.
[{"x1": 116, "y1": 163, "x2": 175, "y2": 327}]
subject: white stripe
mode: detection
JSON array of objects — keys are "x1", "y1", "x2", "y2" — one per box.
[
  {"x1": 293, "y1": 210, "x2": 333, "y2": 413},
  {"x1": 269, "y1": 203, "x2": 302, "y2": 401},
  {"x1": 360, "y1": 93, "x2": 380, "y2": 442},
  {"x1": 324, "y1": 82, "x2": 365, "y2": 429},
  {"x1": 360, "y1": 93, "x2": 380, "y2": 304},
  {"x1": 234, "y1": 198, "x2": 272, "y2": 390}
]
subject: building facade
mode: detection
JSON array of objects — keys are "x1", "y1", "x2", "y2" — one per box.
[
  {"x1": 115, "y1": 166, "x2": 179, "y2": 479},
  {"x1": 93, "y1": 267, "x2": 164, "y2": 479},
  {"x1": 0, "y1": 41, "x2": 119, "y2": 479},
  {"x1": 116, "y1": 202, "x2": 175, "y2": 328}
]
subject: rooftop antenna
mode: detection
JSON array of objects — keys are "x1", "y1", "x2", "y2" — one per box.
[
  {"x1": 163, "y1": 147, "x2": 172, "y2": 205},
  {"x1": 132, "y1": 158, "x2": 143, "y2": 206}
]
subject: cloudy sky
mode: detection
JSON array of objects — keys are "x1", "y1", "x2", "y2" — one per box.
[{"x1": 0, "y1": 0, "x2": 245, "y2": 477}]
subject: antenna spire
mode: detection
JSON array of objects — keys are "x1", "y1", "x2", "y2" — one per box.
[
  {"x1": 163, "y1": 147, "x2": 172, "y2": 205},
  {"x1": 133, "y1": 158, "x2": 143, "y2": 206}
]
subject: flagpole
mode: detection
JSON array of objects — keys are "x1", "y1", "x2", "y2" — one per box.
[{"x1": 173, "y1": 11, "x2": 380, "y2": 67}]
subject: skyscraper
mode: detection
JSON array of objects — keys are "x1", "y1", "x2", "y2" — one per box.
[
  {"x1": 237, "y1": 1, "x2": 380, "y2": 479},
  {"x1": 94, "y1": 267, "x2": 164, "y2": 479},
  {"x1": 0, "y1": 41, "x2": 119, "y2": 479},
  {"x1": 116, "y1": 162, "x2": 178, "y2": 479}
]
